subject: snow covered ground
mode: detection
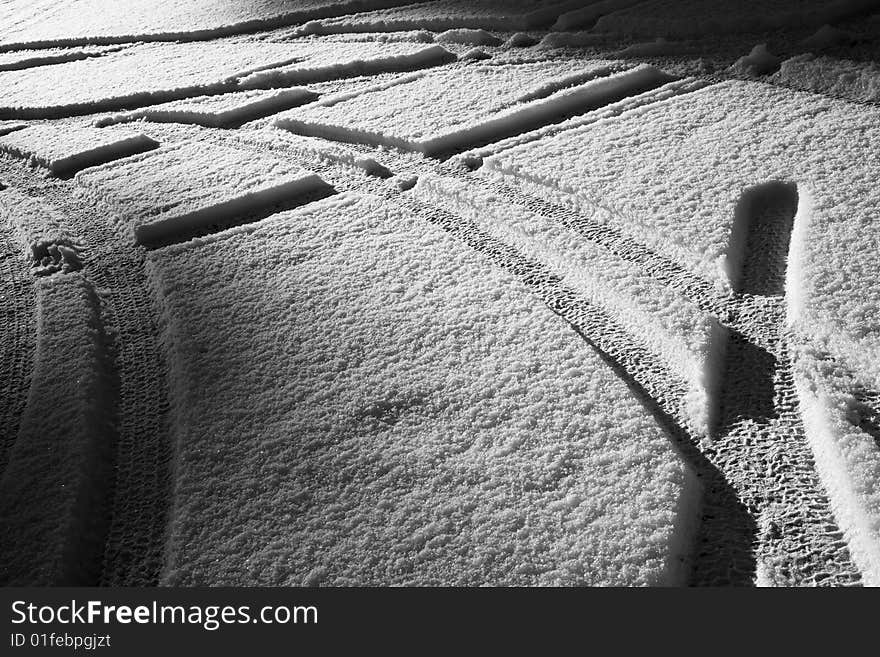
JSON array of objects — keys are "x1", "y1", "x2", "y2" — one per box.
[{"x1": 1, "y1": 1, "x2": 879, "y2": 587}]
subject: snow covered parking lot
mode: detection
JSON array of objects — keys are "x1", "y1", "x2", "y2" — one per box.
[{"x1": 1, "y1": 0, "x2": 879, "y2": 587}]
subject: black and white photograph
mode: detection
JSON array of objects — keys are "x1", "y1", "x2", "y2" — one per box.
[{"x1": 1, "y1": 1, "x2": 879, "y2": 627}]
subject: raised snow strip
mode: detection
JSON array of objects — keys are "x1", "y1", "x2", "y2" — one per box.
[
  {"x1": 0, "y1": 121, "x2": 26, "y2": 137},
  {"x1": 75, "y1": 141, "x2": 329, "y2": 245},
  {"x1": 95, "y1": 88, "x2": 319, "y2": 129},
  {"x1": 0, "y1": 45, "x2": 126, "y2": 71},
  {"x1": 412, "y1": 174, "x2": 726, "y2": 435},
  {"x1": 0, "y1": 125, "x2": 159, "y2": 176},
  {"x1": 551, "y1": 0, "x2": 647, "y2": 30},
  {"x1": 0, "y1": 188, "x2": 82, "y2": 275},
  {"x1": 236, "y1": 43, "x2": 455, "y2": 89},
  {"x1": 146, "y1": 192, "x2": 701, "y2": 586},
  {"x1": 275, "y1": 64, "x2": 672, "y2": 157},
  {"x1": 0, "y1": 274, "x2": 115, "y2": 585},
  {"x1": 792, "y1": 351, "x2": 880, "y2": 587}
]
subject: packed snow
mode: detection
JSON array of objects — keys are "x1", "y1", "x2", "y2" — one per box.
[
  {"x1": 772, "y1": 54, "x2": 880, "y2": 103},
  {"x1": 0, "y1": 125, "x2": 158, "y2": 175},
  {"x1": 0, "y1": 273, "x2": 111, "y2": 585},
  {"x1": 74, "y1": 141, "x2": 326, "y2": 244},
  {"x1": 0, "y1": 45, "x2": 125, "y2": 71},
  {"x1": 413, "y1": 174, "x2": 726, "y2": 435},
  {"x1": 0, "y1": 188, "x2": 82, "y2": 274},
  {"x1": 147, "y1": 192, "x2": 700, "y2": 586},
  {"x1": 94, "y1": 88, "x2": 319, "y2": 129},
  {"x1": 275, "y1": 61, "x2": 670, "y2": 156}
]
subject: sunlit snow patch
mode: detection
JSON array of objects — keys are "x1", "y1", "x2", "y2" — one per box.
[
  {"x1": 75, "y1": 141, "x2": 327, "y2": 245},
  {"x1": 413, "y1": 174, "x2": 726, "y2": 435},
  {"x1": 95, "y1": 88, "x2": 318, "y2": 129},
  {"x1": 147, "y1": 192, "x2": 701, "y2": 586},
  {"x1": 275, "y1": 62, "x2": 671, "y2": 157},
  {"x1": 0, "y1": 125, "x2": 158, "y2": 176}
]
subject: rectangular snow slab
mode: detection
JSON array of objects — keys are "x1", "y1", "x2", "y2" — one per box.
[
  {"x1": 146, "y1": 192, "x2": 700, "y2": 586},
  {"x1": 75, "y1": 141, "x2": 327, "y2": 245},
  {"x1": 0, "y1": 188, "x2": 83, "y2": 274},
  {"x1": 792, "y1": 348, "x2": 880, "y2": 587},
  {"x1": 275, "y1": 62, "x2": 671, "y2": 157},
  {"x1": 0, "y1": 273, "x2": 113, "y2": 585},
  {"x1": 413, "y1": 174, "x2": 726, "y2": 435},
  {"x1": 95, "y1": 88, "x2": 319, "y2": 129},
  {"x1": 0, "y1": 125, "x2": 158, "y2": 175},
  {"x1": 771, "y1": 55, "x2": 880, "y2": 104}
]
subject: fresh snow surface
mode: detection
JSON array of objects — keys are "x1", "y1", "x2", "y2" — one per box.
[
  {"x1": 275, "y1": 62, "x2": 670, "y2": 156},
  {"x1": 413, "y1": 174, "x2": 726, "y2": 435},
  {"x1": 0, "y1": 125, "x2": 158, "y2": 175},
  {"x1": 0, "y1": 188, "x2": 82, "y2": 274},
  {"x1": 0, "y1": 273, "x2": 111, "y2": 585},
  {"x1": 771, "y1": 55, "x2": 880, "y2": 103},
  {"x1": 0, "y1": 39, "x2": 446, "y2": 119},
  {"x1": 792, "y1": 347, "x2": 880, "y2": 586},
  {"x1": 435, "y1": 29, "x2": 503, "y2": 47},
  {"x1": 0, "y1": 121, "x2": 26, "y2": 137},
  {"x1": 294, "y1": 1, "x2": 580, "y2": 35},
  {"x1": 551, "y1": 0, "x2": 648, "y2": 31},
  {"x1": 74, "y1": 141, "x2": 326, "y2": 245},
  {"x1": 488, "y1": 80, "x2": 880, "y2": 393},
  {"x1": 730, "y1": 44, "x2": 781, "y2": 76},
  {"x1": 94, "y1": 88, "x2": 319, "y2": 129},
  {"x1": 147, "y1": 192, "x2": 701, "y2": 586},
  {"x1": 0, "y1": 0, "x2": 416, "y2": 47},
  {"x1": 0, "y1": 45, "x2": 123, "y2": 71},
  {"x1": 594, "y1": 0, "x2": 877, "y2": 37}
]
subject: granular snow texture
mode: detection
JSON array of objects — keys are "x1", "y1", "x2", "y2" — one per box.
[
  {"x1": 772, "y1": 54, "x2": 880, "y2": 103},
  {"x1": 0, "y1": 125, "x2": 158, "y2": 175},
  {"x1": 75, "y1": 141, "x2": 326, "y2": 245},
  {"x1": 0, "y1": 273, "x2": 113, "y2": 585},
  {"x1": 147, "y1": 193, "x2": 701, "y2": 586},
  {"x1": 276, "y1": 61, "x2": 670, "y2": 156},
  {"x1": 0, "y1": 188, "x2": 82, "y2": 275}
]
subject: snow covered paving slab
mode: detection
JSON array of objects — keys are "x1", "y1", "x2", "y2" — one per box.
[
  {"x1": 75, "y1": 141, "x2": 327, "y2": 244},
  {"x1": 146, "y1": 193, "x2": 701, "y2": 586},
  {"x1": 275, "y1": 61, "x2": 671, "y2": 156},
  {"x1": 0, "y1": 125, "x2": 158, "y2": 176}
]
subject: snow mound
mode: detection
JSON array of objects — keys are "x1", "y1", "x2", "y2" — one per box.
[
  {"x1": 0, "y1": 188, "x2": 83, "y2": 274},
  {"x1": 538, "y1": 32, "x2": 609, "y2": 49},
  {"x1": 0, "y1": 273, "x2": 113, "y2": 585},
  {"x1": 146, "y1": 192, "x2": 700, "y2": 586},
  {"x1": 551, "y1": 0, "x2": 647, "y2": 30},
  {"x1": 0, "y1": 125, "x2": 158, "y2": 176},
  {"x1": 504, "y1": 32, "x2": 538, "y2": 48},
  {"x1": 0, "y1": 121, "x2": 26, "y2": 137},
  {"x1": 0, "y1": 0, "x2": 416, "y2": 48},
  {"x1": 594, "y1": 0, "x2": 877, "y2": 37},
  {"x1": 75, "y1": 141, "x2": 327, "y2": 245},
  {"x1": 275, "y1": 62, "x2": 670, "y2": 157},
  {"x1": 791, "y1": 347, "x2": 880, "y2": 586},
  {"x1": 801, "y1": 24, "x2": 857, "y2": 49},
  {"x1": 461, "y1": 48, "x2": 493, "y2": 61},
  {"x1": 489, "y1": 80, "x2": 880, "y2": 392},
  {"x1": 435, "y1": 29, "x2": 502, "y2": 47},
  {"x1": 94, "y1": 88, "x2": 318, "y2": 129},
  {"x1": 293, "y1": 1, "x2": 577, "y2": 35},
  {"x1": 413, "y1": 174, "x2": 726, "y2": 435},
  {"x1": 237, "y1": 43, "x2": 454, "y2": 89},
  {"x1": 730, "y1": 44, "x2": 780, "y2": 76},
  {"x1": 771, "y1": 55, "x2": 880, "y2": 103}
]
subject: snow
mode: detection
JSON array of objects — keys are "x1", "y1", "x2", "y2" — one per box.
[
  {"x1": 730, "y1": 44, "x2": 781, "y2": 76},
  {"x1": 74, "y1": 141, "x2": 326, "y2": 245},
  {"x1": 0, "y1": 45, "x2": 124, "y2": 71},
  {"x1": 275, "y1": 62, "x2": 670, "y2": 156},
  {"x1": 0, "y1": 273, "x2": 111, "y2": 585},
  {"x1": 801, "y1": 24, "x2": 857, "y2": 50},
  {"x1": 487, "y1": 80, "x2": 880, "y2": 393},
  {"x1": 413, "y1": 174, "x2": 726, "y2": 435},
  {"x1": 792, "y1": 347, "x2": 880, "y2": 586},
  {"x1": 0, "y1": 125, "x2": 158, "y2": 175},
  {"x1": 0, "y1": 0, "x2": 416, "y2": 47},
  {"x1": 435, "y1": 29, "x2": 503, "y2": 47},
  {"x1": 0, "y1": 39, "x2": 448, "y2": 119},
  {"x1": 236, "y1": 43, "x2": 454, "y2": 89},
  {"x1": 461, "y1": 48, "x2": 493, "y2": 61},
  {"x1": 146, "y1": 192, "x2": 700, "y2": 586},
  {"x1": 504, "y1": 33, "x2": 538, "y2": 48},
  {"x1": 0, "y1": 188, "x2": 82, "y2": 275},
  {"x1": 551, "y1": 0, "x2": 648, "y2": 31},
  {"x1": 772, "y1": 55, "x2": 880, "y2": 103},
  {"x1": 293, "y1": 1, "x2": 579, "y2": 35},
  {"x1": 0, "y1": 121, "x2": 26, "y2": 137},
  {"x1": 94, "y1": 88, "x2": 318, "y2": 129},
  {"x1": 594, "y1": 0, "x2": 877, "y2": 37}
]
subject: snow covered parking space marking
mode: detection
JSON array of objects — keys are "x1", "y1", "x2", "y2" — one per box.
[
  {"x1": 75, "y1": 141, "x2": 328, "y2": 245},
  {"x1": 0, "y1": 125, "x2": 158, "y2": 176},
  {"x1": 147, "y1": 192, "x2": 701, "y2": 586},
  {"x1": 275, "y1": 61, "x2": 671, "y2": 156}
]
